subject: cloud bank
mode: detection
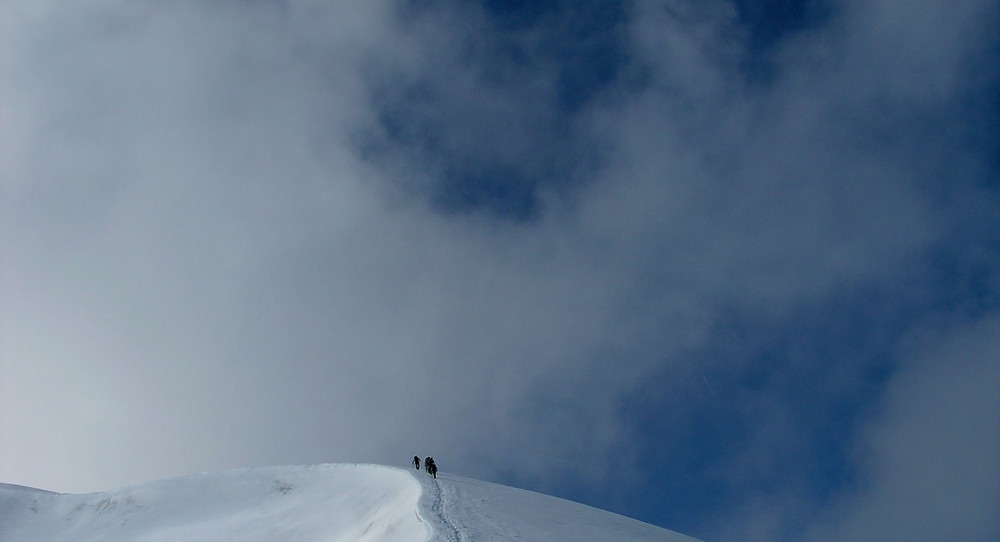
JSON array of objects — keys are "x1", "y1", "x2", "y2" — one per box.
[{"x1": 2, "y1": 1, "x2": 998, "y2": 540}]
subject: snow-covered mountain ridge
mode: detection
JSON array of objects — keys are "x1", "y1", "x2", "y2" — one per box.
[{"x1": 0, "y1": 463, "x2": 702, "y2": 541}]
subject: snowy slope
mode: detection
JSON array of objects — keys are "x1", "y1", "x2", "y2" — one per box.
[
  {"x1": 0, "y1": 464, "x2": 426, "y2": 542},
  {"x1": 413, "y1": 470, "x2": 702, "y2": 542},
  {"x1": 0, "y1": 464, "x2": 701, "y2": 542}
]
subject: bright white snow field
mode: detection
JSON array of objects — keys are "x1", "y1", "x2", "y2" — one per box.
[{"x1": 0, "y1": 463, "x2": 701, "y2": 542}]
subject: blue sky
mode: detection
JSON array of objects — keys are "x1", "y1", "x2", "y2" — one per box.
[{"x1": 2, "y1": 1, "x2": 998, "y2": 541}]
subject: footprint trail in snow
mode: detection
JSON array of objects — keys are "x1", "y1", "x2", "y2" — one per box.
[{"x1": 428, "y1": 476, "x2": 464, "y2": 542}]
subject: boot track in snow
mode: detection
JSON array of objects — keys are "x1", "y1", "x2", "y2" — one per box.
[{"x1": 417, "y1": 473, "x2": 464, "y2": 542}]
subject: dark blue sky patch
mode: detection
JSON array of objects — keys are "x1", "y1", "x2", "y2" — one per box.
[
  {"x1": 433, "y1": 163, "x2": 541, "y2": 220},
  {"x1": 360, "y1": 72, "x2": 605, "y2": 220},
  {"x1": 731, "y1": 0, "x2": 833, "y2": 83},
  {"x1": 585, "y1": 285, "x2": 925, "y2": 536},
  {"x1": 369, "y1": 83, "x2": 444, "y2": 153},
  {"x1": 481, "y1": 0, "x2": 631, "y2": 112},
  {"x1": 958, "y1": 80, "x2": 1000, "y2": 184},
  {"x1": 731, "y1": 0, "x2": 830, "y2": 51},
  {"x1": 920, "y1": 241, "x2": 1000, "y2": 319},
  {"x1": 601, "y1": 229, "x2": 1000, "y2": 535},
  {"x1": 357, "y1": 0, "x2": 628, "y2": 220}
]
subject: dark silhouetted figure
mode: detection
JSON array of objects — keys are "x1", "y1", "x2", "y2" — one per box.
[
  {"x1": 426, "y1": 457, "x2": 437, "y2": 478},
  {"x1": 424, "y1": 457, "x2": 431, "y2": 471},
  {"x1": 413, "y1": 456, "x2": 421, "y2": 470}
]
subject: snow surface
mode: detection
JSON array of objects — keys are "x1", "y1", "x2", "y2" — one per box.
[{"x1": 0, "y1": 463, "x2": 701, "y2": 542}]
